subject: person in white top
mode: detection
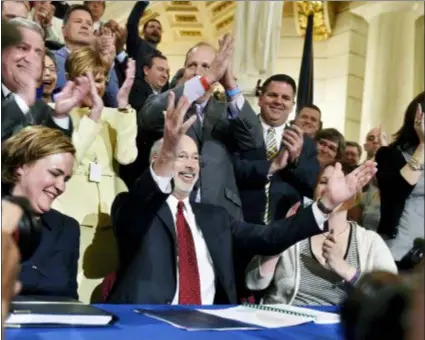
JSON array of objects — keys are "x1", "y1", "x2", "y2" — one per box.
[
  {"x1": 31, "y1": 1, "x2": 64, "y2": 46},
  {"x1": 246, "y1": 162, "x2": 397, "y2": 306},
  {"x1": 108, "y1": 87, "x2": 378, "y2": 304}
]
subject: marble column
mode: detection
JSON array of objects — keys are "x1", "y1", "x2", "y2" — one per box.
[
  {"x1": 232, "y1": 1, "x2": 284, "y2": 108},
  {"x1": 415, "y1": 15, "x2": 424, "y2": 96},
  {"x1": 353, "y1": 1, "x2": 424, "y2": 142}
]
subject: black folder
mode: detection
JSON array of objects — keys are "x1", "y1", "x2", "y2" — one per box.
[
  {"x1": 6, "y1": 300, "x2": 117, "y2": 328},
  {"x1": 135, "y1": 308, "x2": 261, "y2": 331}
]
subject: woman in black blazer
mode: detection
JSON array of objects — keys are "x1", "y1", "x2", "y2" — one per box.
[
  {"x1": 375, "y1": 92, "x2": 425, "y2": 265},
  {"x1": 2, "y1": 126, "x2": 80, "y2": 299}
]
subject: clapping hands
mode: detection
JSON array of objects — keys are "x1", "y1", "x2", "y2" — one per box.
[
  {"x1": 54, "y1": 72, "x2": 103, "y2": 122},
  {"x1": 320, "y1": 161, "x2": 377, "y2": 212},
  {"x1": 116, "y1": 58, "x2": 136, "y2": 109}
]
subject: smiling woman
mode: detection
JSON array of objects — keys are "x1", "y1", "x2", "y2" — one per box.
[{"x1": 1, "y1": 126, "x2": 81, "y2": 300}]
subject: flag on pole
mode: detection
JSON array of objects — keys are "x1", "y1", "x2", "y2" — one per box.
[{"x1": 296, "y1": 14, "x2": 314, "y2": 115}]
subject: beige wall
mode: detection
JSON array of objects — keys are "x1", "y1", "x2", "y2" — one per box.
[
  {"x1": 112, "y1": 1, "x2": 423, "y2": 145},
  {"x1": 415, "y1": 15, "x2": 425, "y2": 96},
  {"x1": 277, "y1": 12, "x2": 367, "y2": 142}
]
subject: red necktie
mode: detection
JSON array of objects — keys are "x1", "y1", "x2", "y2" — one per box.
[{"x1": 176, "y1": 201, "x2": 201, "y2": 305}]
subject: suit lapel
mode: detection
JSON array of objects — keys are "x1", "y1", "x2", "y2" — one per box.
[
  {"x1": 256, "y1": 114, "x2": 267, "y2": 157},
  {"x1": 157, "y1": 203, "x2": 177, "y2": 245}
]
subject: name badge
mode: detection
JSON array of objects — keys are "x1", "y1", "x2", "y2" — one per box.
[{"x1": 89, "y1": 162, "x2": 102, "y2": 183}]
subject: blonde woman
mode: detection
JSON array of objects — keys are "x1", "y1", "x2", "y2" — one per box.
[
  {"x1": 51, "y1": 47, "x2": 137, "y2": 303},
  {"x1": 246, "y1": 162, "x2": 397, "y2": 306},
  {"x1": 2, "y1": 126, "x2": 79, "y2": 299}
]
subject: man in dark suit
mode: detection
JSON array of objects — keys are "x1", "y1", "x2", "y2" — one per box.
[
  {"x1": 126, "y1": 1, "x2": 162, "y2": 79},
  {"x1": 129, "y1": 53, "x2": 169, "y2": 112},
  {"x1": 120, "y1": 53, "x2": 170, "y2": 188},
  {"x1": 139, "y1": 34, "x2": 263, "y2": 222},
  {"x1": 1, "y1": 18, "x2": 88, "y2": 141},
  {"x1": 234, "y1": 74, "x2": 320, "y2": 226},
  {"x1": 108, "y1": 93, "x2": 377, "y2": 304}
]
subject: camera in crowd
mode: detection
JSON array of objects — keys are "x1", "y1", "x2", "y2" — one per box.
[{"x1": 2, "y1": 196, "x2": 42, "y2": 262}]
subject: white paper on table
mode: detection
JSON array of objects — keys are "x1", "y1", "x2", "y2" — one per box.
[{"x1": 198, "y1": 306, "x2": 315, "y2": 328}]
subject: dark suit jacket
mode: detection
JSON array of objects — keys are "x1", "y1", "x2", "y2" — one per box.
[
  {"x1": 234, "y1": 133, "x2": 320, "y2": 224},
  {"x1": 139, "y1": 85, "x2": 263, "y2": 221},
  {"x1": 126, "y1": 1, "x2": 160, "y2": 79},
  {"x1": 19, "y1": 209, "x2": 80, "y2": 300},
  {"x1": 1, "y1": 91, "x2": 73, "y2": 141},
  {"x1": 108, "y1": 168, "x2": 324, "y2": 304}
]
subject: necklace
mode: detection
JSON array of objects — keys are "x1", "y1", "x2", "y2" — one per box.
[{"x1": 321, "y1": 222, "x2": 351, "y2": 238}]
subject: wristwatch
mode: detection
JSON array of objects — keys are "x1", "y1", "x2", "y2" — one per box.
[{"x1": 317, "y1": 199, "x2": 333, "y2": 215}]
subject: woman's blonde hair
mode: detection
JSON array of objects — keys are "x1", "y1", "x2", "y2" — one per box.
[
  {"x1": 65, "y1": 46, "x2": 109, "y2": 80},
  {"x1": 2, "y1": 126, "x2": 76, "y2": 186}
]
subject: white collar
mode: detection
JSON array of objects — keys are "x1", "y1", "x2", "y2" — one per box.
[
  {"x1": 259, "y1": 115, "x2": 286, "y2": 133},
  {"x1": 167, "y1": 194, "x2": 191, "y2": 211},
  {"x1": 2, "y1": 83, "x2": 12, "y2": 97}
]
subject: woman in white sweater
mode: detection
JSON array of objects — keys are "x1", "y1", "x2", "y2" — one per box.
[{"x1": 246, "y1": 162, "x2": 397, "y2": 306}]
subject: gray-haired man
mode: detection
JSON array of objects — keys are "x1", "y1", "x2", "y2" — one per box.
[{"x1": 1, "y1": 18, "x2": 88, "y2": 141}]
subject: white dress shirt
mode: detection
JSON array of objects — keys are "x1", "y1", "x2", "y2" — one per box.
[
  {"x1": 260, "y1": 116, "x2": 286, "y2": 148},
  {"x1": 149, "y1": 165, "x2": 329, "y2": 304},
  {"x1": 150, "y1": 166, "x2": 216, "y2": 305}
]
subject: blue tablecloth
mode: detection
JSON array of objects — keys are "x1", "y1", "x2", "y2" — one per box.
[{"x1": 6, "y1": 305, "x2": 344, "y2": 340}]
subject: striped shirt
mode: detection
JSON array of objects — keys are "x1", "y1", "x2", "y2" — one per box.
[{"x1": 293, "y1": 223, "x2": 360, "y2": 306}]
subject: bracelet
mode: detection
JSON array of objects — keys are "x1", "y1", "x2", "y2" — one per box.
[
  {"x1": 408, "y1": 157, "x2": 424, "y2": 171},
  {"x1": 199, "y1": 76, "x2": 210, "y2": 91},
  {"x1": 226, "y1": 87, "x2": 241, "y2": 97}
]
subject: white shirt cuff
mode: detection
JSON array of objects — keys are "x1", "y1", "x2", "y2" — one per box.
[
  {"x1": 116, "y1": 51, "x2": 128, "y2": 64},
  {"x1": 149, "y1": 164, "x2": 173, "y2": 194},
  {"x1": 183, "y1": 77, "x2": 206, "y2": 104},
  {"x1": 311, "y1": 202, "x2": 329, "y2": 231},
  {"x1": 13, "y1": 94, "x2": 30, "y2": 115},
  {"x1": 52, "y1": 117, "x2": 70, "y2": 130},
  {"x1": 227, "y1": 94, "x2": 245, "y2": 116}
]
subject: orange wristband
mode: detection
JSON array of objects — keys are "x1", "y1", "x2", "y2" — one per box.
[{"x1": 199, "y1": 76, "x2": 210, "y2": 91}]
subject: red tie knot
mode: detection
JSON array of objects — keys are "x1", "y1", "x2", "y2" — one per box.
[{"x1": 177, "y1": 201, "x2": 185, "y2": 213}]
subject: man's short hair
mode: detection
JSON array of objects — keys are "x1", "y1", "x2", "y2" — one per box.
[
  {"x1": 143, "y1": 18, "x2": 161, "y2": 31},
  {"x1": 345, "y1": 141, "x2": 363, "y2": 158},
  {"x1": 300, "y1": 104, "x2": 321, "y2": 115},
  {"x1": 315, "y1": 128, "x2": 346, "y2": 160},
  {"x1": 261, "y1": 74, "x2": 297, "y2": 97},
  {"x1": 184, "y1": 42, "x2": 216, "y2": 66},
  {"x1": 63, "y1": 4, "x2": 93, "y2": 25},
  {"x1": 8, "y1": 17, "x2": 44, "y2": 40},
  {"x1": 144, "y1": 52, "x2": 167, "y2": 69},
  {"x1": 149, "y1": 138, "x2": 163, "y2": 162},
  {"x1": 83, "y1": 1, "x2": 106, "y2": 9}
]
